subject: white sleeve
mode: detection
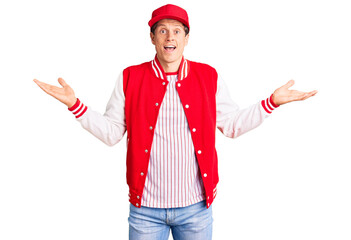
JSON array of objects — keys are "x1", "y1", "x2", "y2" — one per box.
[
  {"x1": 216, "y1": 74, "x2": 279, "y2": 138},
  {"x1": 68, "y1": 72, "x2": 127, "y2": 146}
]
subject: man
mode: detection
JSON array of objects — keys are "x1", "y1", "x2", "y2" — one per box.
[{"x1": 34, "y1": 4, "x2": 317, "y2": 240}]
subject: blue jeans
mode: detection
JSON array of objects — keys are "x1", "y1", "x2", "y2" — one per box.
[{"x1": 128, "y1": 201, "x2": 213, "y2": 240}]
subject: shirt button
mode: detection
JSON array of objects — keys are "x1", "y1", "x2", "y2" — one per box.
[
  {"x1": 204, "y1": 173, "x2": 207, "y2": 177},
  {"x1": 145, "y1": 149, "x2": 148, "y2": 153},
  {"x1": 198, "y1": 150, "x2": 202, "y2": 154},
  {"x1": 207, "y1": 196, "x2": 210, "y2": 200},
  {"x1": 155, "y1": 103, "x2": 159, "y2": 106},
  {"x1": 149, "y1": 126, "x2": 153, "y2": 130},
  {"x1": 137, "y1": 196, "x2": 140, "y2": 199},
  {"x1": 185, "y1": 104, "x2": 189, "y2": 108},
  {"x1": 136, "y1": 203, "x2": 139, "y2": 207},
  {"x1": 192, "y1": 128, "x2": 196, "y2": 132},
  {"x1": 208, "y1": 203, "x2": 210, "y2": 207},
  {"x1": 140, "y1": 172, "x2": 144, "y2": 176},
  {"x1": 177, "y1": 83, "x2": 181, "y2": 87},
  {"x1": 162, "y1": 82, "x2": 166, "y2": 85}
]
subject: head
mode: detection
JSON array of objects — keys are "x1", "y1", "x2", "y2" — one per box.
[
  {"x1": 148, "y1": 4, "x2": 190, "y2": 71},
  {"x1": 150, "y1": 19, "x2": 189, "y2": 68}
]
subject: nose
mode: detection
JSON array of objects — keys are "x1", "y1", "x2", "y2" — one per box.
[{"x1": 166, "y1": 32, "x2": 175, "y2": 41}]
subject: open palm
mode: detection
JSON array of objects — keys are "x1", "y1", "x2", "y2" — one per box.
[
  {"x1": 272, "y1": 80, "x2": 317, "y2": 106},
  {"x1": 33, "y1": 78, "x2": 77, "y2": 108}
]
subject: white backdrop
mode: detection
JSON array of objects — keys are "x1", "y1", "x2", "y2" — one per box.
[{"x1": 1, "y1": 0, "x2": 350, "y2": 239}]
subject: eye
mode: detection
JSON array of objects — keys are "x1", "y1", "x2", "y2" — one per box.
[
  {"x1": 160, "y1": 29, "x2": 167, "y2": 34},
  {"x1": 175, "y1": 30, "x2": 180, "y2": 34}
]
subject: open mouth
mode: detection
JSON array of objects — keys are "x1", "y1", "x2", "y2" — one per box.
[{"x1": 164, "y1": 45, "x2": 176, "y2": 52}]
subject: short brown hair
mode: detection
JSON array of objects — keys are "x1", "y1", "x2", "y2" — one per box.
[{"x1": 151, "y1": 22, "x2": 189, "y2": 36}]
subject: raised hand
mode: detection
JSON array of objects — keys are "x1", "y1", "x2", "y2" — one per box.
[
  {"x1": 33, "y1": 78, "x2": 77, "y2": 108},
  {"x1": 272, "y1": 80, "x2": 317, "y2": 106}
]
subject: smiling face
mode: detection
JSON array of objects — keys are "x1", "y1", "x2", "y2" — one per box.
[{"x1": 150, "y1": 19, "x2": 189, "y2": 72}]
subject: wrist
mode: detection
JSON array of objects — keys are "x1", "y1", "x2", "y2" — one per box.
[
  {"x1": 270, "y1": 94, "x2": 280, "y2": 107},
  {"x1": 68, "y1": 98, "x2": 88, "y2": 119},
  {"x1": 66, "y1": 97, "x2": 78, "y2": 108},
  {"x1": 261, "y1": 94, "x2": 280, "y2": 114}
]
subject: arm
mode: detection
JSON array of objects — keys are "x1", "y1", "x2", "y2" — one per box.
[
  {"x1": 34, "y1": 73, "x2": 126, "y2": 146},
  {"x1": 216, "y1": 76, "x2": 317, "y2": 138},
  {"x1": 216, "y1": 75, "x2": 277, "y2": 138}
]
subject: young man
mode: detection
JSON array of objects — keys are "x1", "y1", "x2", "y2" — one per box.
[{"x1": 34, "y1": 4, "x2": 317, "y2": 240}]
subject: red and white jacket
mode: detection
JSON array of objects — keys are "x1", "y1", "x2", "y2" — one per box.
[{"x1": 68, "y1": 56, "x2": 279, "y2": 209}]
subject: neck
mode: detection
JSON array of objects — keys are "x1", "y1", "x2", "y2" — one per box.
[{"x1": 157, "y1": 56, "x2": 183, "y2": 73}]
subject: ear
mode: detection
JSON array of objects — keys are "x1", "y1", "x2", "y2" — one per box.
[
  {"x1": 150, "y1": 32, "x2": 156, "y2": 45},
  {"x1": 185, "y1": 33, "x2": 189, "y2": 46}
]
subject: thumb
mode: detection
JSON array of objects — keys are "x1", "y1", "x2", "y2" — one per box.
[
  {"x1": 284, "y1": 79, "x2": 295, "y2": 89},
  {"x1": 58, "y1": 77, "x2": 68, "y2": 87}
]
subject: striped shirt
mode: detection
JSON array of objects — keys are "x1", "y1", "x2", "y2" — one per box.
[{"x1": 141, "y1": 73, "x2": 205, "y2": 208}]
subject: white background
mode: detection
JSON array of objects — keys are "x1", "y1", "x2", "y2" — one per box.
[{"x1": 0, "y1": 0, "x2": 350, "y2": 239}]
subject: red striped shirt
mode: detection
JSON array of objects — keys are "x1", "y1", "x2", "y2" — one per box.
[{"x1": 141, "y1": 73, "x2": 205, "y2": 208}]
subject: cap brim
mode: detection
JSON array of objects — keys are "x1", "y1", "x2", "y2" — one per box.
[{"x1": 148, "y1": 15, "x2": 189, "y2": 30}]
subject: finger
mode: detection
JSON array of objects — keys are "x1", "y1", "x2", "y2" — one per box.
[
  {"x1": 33, "y1": 79, "x2": 44, "y2": 86},
  {"x1": 301, "y1": 93, "x2": 310, "y2": 100},
  {"x1": 302, "y1": 90, "x2": 318, "y2": 100},
  {"x1": 58, "y1": 77, "x2": 68, "y2": 87},
  {"x1": 311, "y1": 90, "x2": 318, "y2": 96},
  {"x1": 296, "y1": 90, "x2": 317, "y2": 101},
  {"x1": 293, "y1": 91, "x2": 308, "y2": 101},
  {"x1": 34, "y1": 79, "x2": 50, "y2": 92},
  {"x1": 34, "y1": 79, "x2": 59, "y2": 96}
]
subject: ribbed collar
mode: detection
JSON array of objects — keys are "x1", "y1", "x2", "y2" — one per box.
[{"x1": 151, "y1": 54, "x2": 190, "y2": 81}]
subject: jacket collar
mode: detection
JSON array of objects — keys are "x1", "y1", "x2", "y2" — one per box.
[{"x1": 151, "y1": 54, "x2": 190, "y2": 81}]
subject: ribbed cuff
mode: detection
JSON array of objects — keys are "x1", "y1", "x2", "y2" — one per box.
[
  {"x1": 261, "y1": 94, "x2": 280, "y2": 114},
  {"x1": 68, "y1": 98, "x2": 88, "y2": 119}
]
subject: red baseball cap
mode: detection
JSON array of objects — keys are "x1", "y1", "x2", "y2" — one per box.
[{"x1": 148, "y1": 4, "x2": 190, "y2": 31}]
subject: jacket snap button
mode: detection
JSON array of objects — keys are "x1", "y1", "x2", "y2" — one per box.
[
  {"x1": 155, "y1": 103, "x2": 159, "y2": 106},
  {"x1": 162, "y1": 82, "x2": 166, "y2": 85},
  {"x1": 149, "y1": 126, "x2": 153, "y2": 130},
  {"x1": 140, "y1": 172, "x2": 144, "y2": 176},
  {"x1": 145, "y1": 149, "x2": 148, "y2": 153},
  {"x1": 136, "y1": 203, "x2": 139, "y2": 207},
  {"x1": 198, "y1": 150, "x2": 202, "y2": 154},
  {"x1": 192, "y1": 128, "x2": 196, "y2": 132},
  {"x1": 185, "y1": 104, "x2": 189, "y2": 108},
  {"x1": 204, "y1": 173, "x2": 207, "y2": 177},
  {"x1": 177, "y1": 83, "x2": 181, "y2": 87},
  {"x1": 137, "y1": 196, "x2": 140, "y2": 199}
]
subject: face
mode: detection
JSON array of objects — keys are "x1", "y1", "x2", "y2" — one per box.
[{"x1": 150, "y1": 19, "x2": 189, "y2": 69}]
